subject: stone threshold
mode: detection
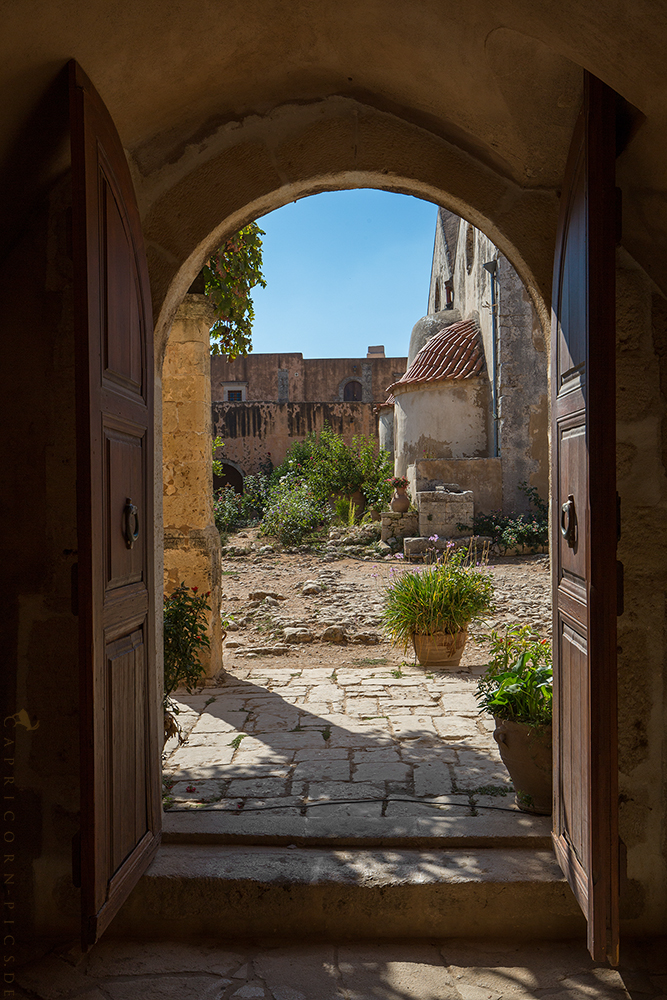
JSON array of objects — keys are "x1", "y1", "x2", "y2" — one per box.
[
  {"x1": 111, "y1": 843, "x2": 584, "y2": 942},
  {"x1": 162, "y1": 807, "x2": 553, "y2": 848}
]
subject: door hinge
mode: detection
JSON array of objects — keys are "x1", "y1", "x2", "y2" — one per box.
[
  {"x1": 617, "y1": 560, "x2": 624, "y2": 616},
  {"x1": 71, "y1": 562, "x2": 79, "y2": 616}
]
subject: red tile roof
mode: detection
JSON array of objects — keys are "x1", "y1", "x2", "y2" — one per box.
[{"x1": 387, "y1": 319, "x2": 484, "y2": 393}]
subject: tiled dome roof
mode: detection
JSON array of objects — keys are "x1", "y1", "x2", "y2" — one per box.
[{"x1": 387, "y1": 319, "x2": 484, "y2": 393}]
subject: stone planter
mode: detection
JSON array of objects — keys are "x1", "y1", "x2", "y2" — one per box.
[
  {"x1": 412, "y1": 629, "x2": 468, "y2": 667},
  {"x1": 493, "y1": 719, "x2": 552, "y2": 815},
  {"x1": 390, "y1": 488, "x2": 410, "y2": 513}
]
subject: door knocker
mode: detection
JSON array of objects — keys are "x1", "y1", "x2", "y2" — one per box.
[
  {"x1": 560, "y1": 493, "x2": 577, "y2": 548},
  {"x1": 123, "y1": 497, "x2": 139, "y2": 549}
]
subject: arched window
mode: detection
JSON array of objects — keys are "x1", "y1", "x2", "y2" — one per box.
[{"x1": 343, "y1": 380, "x2": 363, "y2": 401}]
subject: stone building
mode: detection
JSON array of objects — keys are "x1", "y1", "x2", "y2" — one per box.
[
  {"x1": 3, "y1": 5, "x2": 667, "y2": 965},
  {"x1": 211, "y1": 348, "x2": 406, "y2": 483},
  {"x1": 390, "y1": 210, "x2": 548, "y2": 515}
]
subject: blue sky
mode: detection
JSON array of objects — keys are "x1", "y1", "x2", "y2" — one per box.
[{"x1": 249, "y1": 189, "x2": 438, "y2": 359}]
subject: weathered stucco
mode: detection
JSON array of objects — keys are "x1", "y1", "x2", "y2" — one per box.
[
  {"x1": 162, "y1": 295, "x2": 223, "y2": 681},
  {"x1": 393, "y1": 378, "x2": 490, "y2": 477},
  {"x1": 408, "y1": 458, "x2": 503, "y2": 516},
  {"x1": 211, "y1": 352, "x2": 405, "y2": 404},
  {"x1": 212, "y1": 400, "x2": 380, "y2": 476}
]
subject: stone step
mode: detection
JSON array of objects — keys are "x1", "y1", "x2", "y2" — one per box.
[
  {"x1": 162, "y1": 805, "x2": 553, "y2": 848},
  {"x1": 110, "y1": 844, "x2": 585, "y2": 942}
]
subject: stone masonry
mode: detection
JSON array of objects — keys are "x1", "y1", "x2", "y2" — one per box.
[
  {"x1": 417, "y1": 489, "x2": 473, "y2": 538},
  {"x1": 162, "y1": 294, "x2": 223, "y2": 680}
]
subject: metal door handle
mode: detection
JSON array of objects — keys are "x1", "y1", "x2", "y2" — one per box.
[
  {"x1": 560, "y1": 494, "x2": 577, "y2": 548},
  {"x1": 123, "y1": 498, "x2": 139, "y2": 549}
]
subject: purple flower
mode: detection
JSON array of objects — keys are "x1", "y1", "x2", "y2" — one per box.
[
  {"x1": 428, "y1": 534, "x2": 439, "y2": 542},
  {"x1": 394, "y1": 553, "x2": 404, "y2": 559}
]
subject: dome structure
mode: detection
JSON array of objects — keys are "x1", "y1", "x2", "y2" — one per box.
[
  {"x1": 407, "y1": 308, "x2": 462, "y2": 365},
  {"x1": 389, "y1": 319, "x2": 484, "y2": 394}
]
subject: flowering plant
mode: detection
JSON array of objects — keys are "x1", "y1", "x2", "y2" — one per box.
[
  {"x1": 381, "y1": 545, "x2": 493, "y2": 649},
  {"x1": 476, "y1": 624, "x2": 552, "y2": 726},
  {"x1": 387, "y1": 475, "x2": 409, "y2": 490}
]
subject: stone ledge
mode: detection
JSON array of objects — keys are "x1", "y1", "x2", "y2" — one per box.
[{"x1": 109, "y1": 844, "x2": 584, "y2": 942}]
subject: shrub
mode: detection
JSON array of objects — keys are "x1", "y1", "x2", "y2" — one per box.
[
  {"x1": 212, "y1": 472, "x2": 272, "y2": 536},
  {"x1": 273, "y1": 425, "x2": 393, "y2": 509},
  {"x1": 260, "y1": 478, "x2": 332, "y2": 545},
  {"x1": 163, "y1": 584, "x2": 211, "y2": 711},
  {"x1": 476, "y1": 624, "x2": 552, "y2": 726},
  {"x1": 381, "y1": 546, "x2": 494, "y2": 650},
  {"x1": 458, "y1": 482, "x2": 548, "y2": 551}
]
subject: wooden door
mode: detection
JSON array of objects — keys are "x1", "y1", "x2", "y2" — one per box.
[
  {"x1": 551, "y1": 72, "x2": 619, "y2": 963},
  {"x1": 70, "y1": 60, "x2": 161, "y2": 947}
]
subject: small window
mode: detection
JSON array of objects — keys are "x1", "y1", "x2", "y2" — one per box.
[
  {"x1": 344, "y1": 380, "x2": 363, "y2": 401},
  {"x1": 227, "y1": 390, "x2": 243, "y2": 401}
]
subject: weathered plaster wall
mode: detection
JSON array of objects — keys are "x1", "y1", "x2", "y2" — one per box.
[
  {"x1": 408, "y1": 458, "x2": 503, "y2": 516},
  {"x1": 211, "y1": 353, "x2": 406, "y2": 404},
  {"x1": 393, "y1": 378, "x2": 490, "y2": 478},
  {"x1": 445, "y1": 214, "x2": 549, "y2": 514},
  {"x1": 162, "y1": 295, "x2": 223, "y2": 681},
  {"x1": 212, "y1": 400, "x2": 379, "y2": 476},
  {"x1": 615, "y1": 254, "x2": 667, "y2": 933}
]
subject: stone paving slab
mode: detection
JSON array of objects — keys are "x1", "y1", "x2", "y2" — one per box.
[
  {"x1": 21, "y1": 937, "x2": 666, "y2": 1000},
  {"x1": 162, "y1": 556, "x2": 553, "y2": 840}
]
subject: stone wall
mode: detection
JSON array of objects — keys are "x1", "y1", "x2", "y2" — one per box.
[
  {"x1": 211, "y1": 352, "x2": 406, "y2": 404},
  {"x1": 407, "y1": 458, "x2": 502, "y2": 516},
  {"x1": 163, "y1": 295, "x2": 223, "y2": 681},
  {"x1": 212, "y1": 400, "x2": 380, "y2": 476},
  {"x1": 423, "y1": 212, "x2": 549, "y2": 514},
  {"x1": 615, "y1": 254, "x2": 667, "y2": 933}
]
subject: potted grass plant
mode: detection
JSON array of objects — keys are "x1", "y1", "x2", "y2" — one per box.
[
  {"x1": 476, "y1": 624, "x2": 553, "y2": 814},
  {"x1": 381, "y1": 545, "x2": 493, "y2": 667}
]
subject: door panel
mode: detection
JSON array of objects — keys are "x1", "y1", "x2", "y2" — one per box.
[
  {"x1": 551, "y1": 72, "x2": 619, "y2": 964},
  {"x1": 70, "y1": 59, "x2": 160, "y2": 948}
]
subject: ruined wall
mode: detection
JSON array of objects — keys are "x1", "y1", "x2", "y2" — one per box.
[
  {"x1": 393, "y1": 378, "x2": 490, "y2": 478},
  {"x1": 212, "y1": 400, "x2": 379, "y2": 475},
  {"x1": 615, "y1": 253, "x2": 667, "y2": 934},
  {"x1": 211, "y1": 353, "x2": 406, "y2": 404},
  {"x1": 162, "y1": 295, "x2": 223, "y2": 681}
]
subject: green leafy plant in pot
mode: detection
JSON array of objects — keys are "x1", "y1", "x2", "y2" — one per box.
[
  {"x1": 381, "y1": 545, "x2": 493, "y2": 668},
  {"x1": 476, "y1": 624, "x2": 553, "y2": 814}
]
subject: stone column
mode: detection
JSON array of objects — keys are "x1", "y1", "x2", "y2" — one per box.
[{"x1": 162, "y1": 294, "x2": 223, "y2": 682}]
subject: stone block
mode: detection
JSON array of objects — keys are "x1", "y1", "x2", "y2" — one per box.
[
  {"x1": 292, "y1": 759, "x2": 351, "y2": 782},
  {"x1": 417, "y1": 489, "x2": 474, "y2": 539},
  {"x1": 353, "y1": 761, "x2": 410, "y2": 782},
  {"x1": 380, "y1": 510, "x2": 419, "y2": 542},
  {"x1": 413, "y1": 760, "x2": 454, "y2": 795}
]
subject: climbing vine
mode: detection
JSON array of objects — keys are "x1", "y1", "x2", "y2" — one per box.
[{"x1": 201, "y1": 222, "x2": 266, "y2": 358}]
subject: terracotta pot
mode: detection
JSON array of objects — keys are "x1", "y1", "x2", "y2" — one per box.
[
  {"x1": 412, "y1": 629, "x2": 468, "y2": 667},
  {"x1": 390, "y1": 488, "x2": 410, "y2": 513},
  {"x1": 493, "y1": 719, "x2": 552, "y2": 815}
]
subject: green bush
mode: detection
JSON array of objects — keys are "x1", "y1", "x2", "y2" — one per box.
[
  {"x1": 213, "y1": 472, "x2": 272, "y2": 536},
  {"x1": 381, "y1": 547, "x2": 494, "y2": 651},
  {"x1": 476, "y1": 625, "x2": 552, "y2": 725},
  {"x1": 163, "y1": 583, "x2": 211, "y2": 710},
  {"x1": 458, "y1": 482, "x2": 548, "y2": 551},
  {"x1": 273, "y1": 425, "x2": 393, "y2": 509},
  {"x1": 260, "y1": 478, "x2": 332, "y2": 545}
]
